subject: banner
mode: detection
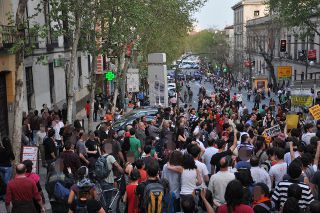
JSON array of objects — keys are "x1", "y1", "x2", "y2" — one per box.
[
  {"x1": 309, "y1": 104, "x2": 320, "y2": 120},
  {"x1": 277, "y1": 66, "x2": 292, "y2": 80},
  {"x1": 286, "y1": 114, "x2": 299, "y2": 129},
  {"x1": 308, "y1": 50, "x2": 317, "y2": 61},
  {"x1": 265, "y1": 125, "x2": 281, "y2": 137},
  {"x1": 291, "y1": 95, "x2": 313, "y2": 107}
]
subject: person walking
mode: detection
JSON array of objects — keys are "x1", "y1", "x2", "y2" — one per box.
[
  {"x1": 0, "y1": 137, "x2": 15, "y2": 186},
  {"x1": 5, "y1": 164, "x2": 45, "y2": 213}
]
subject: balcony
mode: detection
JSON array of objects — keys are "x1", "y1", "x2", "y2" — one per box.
[{"x1": 0, "y1": 25, "x2": 15, "y2": 50}]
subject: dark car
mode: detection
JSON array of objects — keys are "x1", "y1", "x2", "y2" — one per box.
[
  {"x1": 96, "y1": 115, "x2": 155, "y2": 131},
  {"x1": 96, "y1": 108, "x2": 158, "y2": 131}
]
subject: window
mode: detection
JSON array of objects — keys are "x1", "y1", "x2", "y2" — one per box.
[
  {"x1": 78, "y1": 56, "x2": 82, "y2": 88},
  {"x1": 254, "y1": 10, "x2": 260, "y2": 16},
  {"x1": 49, "y1": 63, "x2": 55, "y2": 104},
  {"x1": 287, "y1": 35, "x2": 292, "y2": 57},
  {"x1": 25, "y1": 67, "x2": 34, "y2": 111},
  {"x1": 294, "y1": 37, "x2": 298, "y2": 60},
  {"x1": 87, "y1": 55, "x2": 91, "y2": 73},
  {"x1": 309, "y1": 34, "x2": 315, "y2": 50}
]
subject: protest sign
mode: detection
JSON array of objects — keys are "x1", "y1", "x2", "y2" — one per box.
[
  {"x1": 265, "y1": 125, "x2": 281, "y2": 137},
  {"x1": 286, "y1": 114, "x2": 299, "y2": 129},
  {"x1": 309, "y1": 104, "x2": 320, "y2": 120},
  {"x1": 291, "y1": 95, "x2": 313, "y2": 107},
  {"x1": 22, "y1": 146, "x2": 38, "y2": 173}
]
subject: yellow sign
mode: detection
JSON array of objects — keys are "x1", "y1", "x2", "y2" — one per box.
[
  {"x1": 278, "y1": 66, "x2": 292, "y2": 79},
  {"x1": 291, "y1": 95, "x2": 313, "y2": 107},
  {"x1": 286, "y1": 114, "x2": 299, "y2": 129},
  {"x1": 309, "y1": 104, "x2": 320, "y2": 120}
]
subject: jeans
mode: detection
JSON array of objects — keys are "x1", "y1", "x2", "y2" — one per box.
[
  {"x1": 32, "y1": 130, "x2": 39, "y2": 146},
  {"x1": 0, "y1": 166, "x2": 13, "y2": 185}
]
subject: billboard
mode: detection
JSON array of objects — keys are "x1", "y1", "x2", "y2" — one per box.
[{"x1": 127, "y1": 68, "x2": 140, "y2": 92}]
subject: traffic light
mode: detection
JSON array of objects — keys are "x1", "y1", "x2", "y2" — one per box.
[{"x1": 280, "y1": 40, "x2": 286, "y2": 52}]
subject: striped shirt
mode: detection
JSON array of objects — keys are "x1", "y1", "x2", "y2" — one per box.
[{"x1": 271, "y1": 180, "x2": 314, "y2": 209}]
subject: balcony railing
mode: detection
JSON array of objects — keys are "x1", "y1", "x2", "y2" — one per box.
[{"x1": 0, "y1": 25, "x2": 15, "y2": 49}]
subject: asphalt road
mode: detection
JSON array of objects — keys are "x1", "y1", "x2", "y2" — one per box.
[{"x1": 178, "y1": 69, "x2": 279, "y2": 112}]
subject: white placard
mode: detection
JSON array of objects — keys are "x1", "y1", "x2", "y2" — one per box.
[
  {"x1": 127, "y1": 68, "x2": 140, "y2": 92},
  {"x1": 22, "y1": 146, "x2": 38, "y2": 173}
]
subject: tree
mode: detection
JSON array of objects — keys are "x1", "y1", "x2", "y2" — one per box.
[
  {"x1": 185, "y1": 29, "x2": 230, "y2": 70},
  {"x1": 269, "y1": 0, "x2": 320, "y2": 36},
  {"x1": 12, "y1": 0, "x2": 28, "y2": 162},
  {"x1": 246, "y1": 16, "x2": 281, "y2": 90}
]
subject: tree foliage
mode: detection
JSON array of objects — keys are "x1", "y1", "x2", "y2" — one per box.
[
  {"x1": 269, "y1": 0, "x2": 320, "y2": 36},
  {"x1": 185, "y1": 29, "x2": 229, "y2": 67}
]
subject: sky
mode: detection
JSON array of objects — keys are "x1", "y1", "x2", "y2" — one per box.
[{"x1": 194, "y1": 0, "x2": 240, "y2": 30}]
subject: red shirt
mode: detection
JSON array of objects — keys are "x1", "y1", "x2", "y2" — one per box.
[
  {"x1": 126, "y1": 184, "x2": 139, "y2": 213},
  {"x1": 5, "y1": 175, "x2": 42, "y2": 206},
  {"x1": 217, "y1": 204, "x2": 254, "y2": 213},
  {"x1": 85, "y1": 103, "x2": 90, "y2": 115},
  {"x1": 138, "y1": 169, "x2": 147, "y2": 183}
]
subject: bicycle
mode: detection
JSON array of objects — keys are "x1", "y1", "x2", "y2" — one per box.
[{"x1": 94, "y1": 176, "x2": 124, "y2": 213}]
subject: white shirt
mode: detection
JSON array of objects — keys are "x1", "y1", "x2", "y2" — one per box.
[
  {"x1": 251, "y1": 166, "x2": 272, "y2": 190},
  {"x1": 195, "y1": 160, "x2": 209, "y2": 189},
  {"x1": 53, "y1": 121, "x2": 64, "y2": 141},
  {"x1": 180, "y1": 169, "x2": 198, "y2": 195},
  {"x1": 202, "y1": 147, "x2": 218, "y2": 174},
  {"x1": 284, "y1": 151, "x2": 300, "y2": 165},
  {"x1": 301, "y1": 132, "x2": 316, "y2": 145},
  {"x1": 269, "y1": 162, "x2": 288, "y2": 186},
  {"x1": 236, "y1": 94, "x2": 243, "y2": 102},
  {"x1": 208, "y1": 171, "x2": 235, "y2": 204}
]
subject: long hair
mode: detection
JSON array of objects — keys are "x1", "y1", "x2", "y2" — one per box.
[{"x1": 225, "y1": 180, "x2": 244, "y2": 210}]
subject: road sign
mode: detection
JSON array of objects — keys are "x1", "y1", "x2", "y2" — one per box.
[
  {"x1": 105, "y1": 70, "x2": 115, "y2": 81},
  {"x1": 277, "y1": 66, "x2": 292, "y2": 80},
  {"x1": 309, "y1": 104, "x2": 320, "y2": 120}
]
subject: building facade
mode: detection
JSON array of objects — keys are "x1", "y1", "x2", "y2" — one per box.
[
  {"x1": 232, "y1": 0, "x2": 267, "y2": 76},
  {"x1": 246, "y1": 15, "x2": 320, "y2": 90},
  {"x1": 224, "y1": 25, "x2": 234, "y2": 68},
  {"x1": 0, "y1": 0, "x2": 92, "y2": 137}
]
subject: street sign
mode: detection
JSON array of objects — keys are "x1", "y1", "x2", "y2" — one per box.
[
  {"x1": 277, "y1": 66, "x2": 292, "y2": 80},
  {"x1": 291, "y1": 95, "x2": 313, "y2": 107},
  {"x1": 127, "y1": 68, "x2": 140, "y2": 92},
  {"x1": 309, "y1": 104, "x2": 320, "y2": 120},
  {"x1": 105, "y1": 70, "x2": 115, "y2": 81}
]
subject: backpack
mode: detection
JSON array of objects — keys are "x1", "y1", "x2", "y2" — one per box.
[
  {"x1": 53, "y1": 181, "x2": 70, "y2": 201},
  {"x1": 143, "y1": 182, "x2": 164, "y2": 213},
  {"x1": 122, "y1": 137, "x2": 131, "y2": 152},
  {"x1": 75, "y1": 204, "x2": 88, "y2": 213},
  {"x1": 256, "y1": 201, "x2": 278, "y2": 213},
  {"x1": 94, "y1": 155, "x2": 111, "y2": 180}
]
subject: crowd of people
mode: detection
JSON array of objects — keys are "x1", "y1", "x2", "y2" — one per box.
[{"x1": 1, "y1": 75, "x2": 320, "y2": 213}]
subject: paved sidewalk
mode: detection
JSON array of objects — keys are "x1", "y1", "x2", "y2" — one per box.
[{"x1": 0, "y1": 165, "x2": 52, "y2": 212}]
